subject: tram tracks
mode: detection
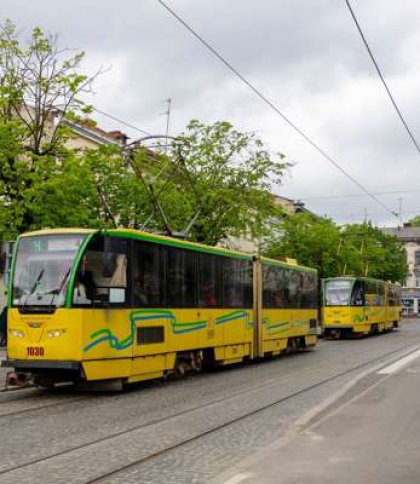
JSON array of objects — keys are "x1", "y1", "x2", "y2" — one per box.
[{"x1": 1, "y1": 338, "x2": 419, "y2": 483}]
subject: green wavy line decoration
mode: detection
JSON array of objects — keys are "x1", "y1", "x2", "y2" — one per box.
[
  {"x1": 83, "y1": 308, "x2": 251, "y2": 352},
  {"x1": 353, "y1": 314, "x2": 365, "y2": 323},
  {"x1": 292, "y1": 320, "x2": 309, "y2": 329},
  {"x1": 365, "y1": 308, "x2": 385, "y2": 318},
  {"x1": 215, "y1": 310, "x2": 251, "y2": 329},
  {"x1": 263, "y1": 317, "x2": 289, "y2": 336}
]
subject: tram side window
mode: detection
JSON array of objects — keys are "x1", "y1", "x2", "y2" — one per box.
[
  {"x1": 133, "y1": 241, "x2": 164, "y2": 307},
  {"x1": 350, "y1": 280, "x2": 364, "y2": 306},
  {"x1": 243, "y1": 261, "x2": 254, "y2": 308},
  {"x1": 262, "y1": 265, "x2": 277, "y2": 308},
  {"x1": 75, "y1": 236, "x2": 131, "y2": 306},
  {"x1": 167, "y1": 248, "x2": 197, "y2": 308},
  {"x1": 263, "y1": 265, "x2": 289, "y2": 309},
  {"x1": 301, "y1": 272, "x2": 318, "y2": 309},
  {"x1": 287, "y1": 270, "x2": 301, "y2": 308},
  {"x1": 387, "y1": 285, "x2": 394, "y2": 306},
  {"x1": 365, "y1": 281, "x2": 379, "y2": 306},
  {"x1": 377, "y1": 283, "x2": 385, "y2": 306},
  {"x1": 223, "y1": 258, "x2": 252, "y2": 308},
  {"x1": 197, "y1": 253, "x2": 222, "y2": 307}
]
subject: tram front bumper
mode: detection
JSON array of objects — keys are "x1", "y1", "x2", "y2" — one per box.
[{"x1": 1, "y1": 359, "x2": 80, "y2": 370}]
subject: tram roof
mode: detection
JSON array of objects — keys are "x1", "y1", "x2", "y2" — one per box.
[
  {"x1": 260, "y1": 256, "x2": 317, "y2": 273},
  {"x1": 18, "y1": 227, "x2": 253, "y2": 261},
  {"x1": 322, "y1": 276, "x2": 393, "y2": 284},
  {"x1": 18, "y1": 228, "x2": 318, "y2": 270}
]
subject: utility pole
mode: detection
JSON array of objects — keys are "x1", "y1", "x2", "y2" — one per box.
[
  {"x1": 164, "y1": 98, "x2": 172, "y2": 153},
  {"x1": 398, "y1": 197, "x2": 403, "y2": 226}
]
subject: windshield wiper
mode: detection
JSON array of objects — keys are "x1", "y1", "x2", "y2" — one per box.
[
  {"x1": 45, "y1": 267, "x2": 71, "y2": 307},
  {"x1": 20, "y1": 268, "x2": 45, "y2": 312}
]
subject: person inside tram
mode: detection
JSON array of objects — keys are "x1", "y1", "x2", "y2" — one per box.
[
  {"x1": 201, "y1": 280, "x2": 217, "y2": 306},
  {"x1": 73, "y1": 271, "x2": 88, "y2": 303}
]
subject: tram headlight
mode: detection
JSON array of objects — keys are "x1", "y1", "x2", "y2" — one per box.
[
  {"x1": 47, "y1": 329, "x2": 66, "y2": 338},
  {"x1": 11, "y1": 329, "x2": 24, "y2": 338}
]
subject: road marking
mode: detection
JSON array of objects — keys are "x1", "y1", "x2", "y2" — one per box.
[
  {"x1": 378, "y1": 348, "x2": 420, "y2": 375},
  {"x1": 223, "y1": 473, "x2": 252, "y2": 484}
]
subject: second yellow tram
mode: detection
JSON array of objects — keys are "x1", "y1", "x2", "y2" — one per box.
[{"x1": 322, "y1": 276, "x2": 402, "y2": 338}]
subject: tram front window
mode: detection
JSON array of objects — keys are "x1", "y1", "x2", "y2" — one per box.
[
  {"x1": 12, "y1": 235, "x2": 85, "y2": 311},
  {"x1": 324, "y1": 280, "x2": 352, "y2": 306}
]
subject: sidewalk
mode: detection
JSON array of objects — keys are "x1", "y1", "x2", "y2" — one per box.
[{"x1": 221, "y1": 354, "x2": 420, "y2": 484}]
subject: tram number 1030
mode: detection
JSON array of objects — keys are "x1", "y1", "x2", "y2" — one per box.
[{"x1": 27, "y1": 347, "x2": 44, "y2": 357}]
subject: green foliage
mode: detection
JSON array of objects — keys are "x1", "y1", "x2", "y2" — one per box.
[
  {"x1": 0, "y1": 20, "x2": 95, "y2": 238},
  {"x1": 264, "y1": 215, "x2": 408, "y2": 283},
  {"x1": 407, "y1": 215, "x2": 420, "y2": 227},
  {"x1": 168, "y1": 120, "x2": 289, "y2": 245},
  {"x1": 0, "y1": 23, "x2": 288, "y2": 248},
  {"x1": 340, "y1": 223, "x2": 408, "y2": 283},
  {"x1": 264, "y1": 213, "x2": 342, "y2": 279}
]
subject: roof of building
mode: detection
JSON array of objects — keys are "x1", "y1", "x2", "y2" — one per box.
[{"x1": 382, "y1": 226, "x2": 420, "y2": 241}]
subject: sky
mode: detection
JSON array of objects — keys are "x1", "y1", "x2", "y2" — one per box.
[{"x1": 2, "y1": 0, "x2": 420, "y2": 227}]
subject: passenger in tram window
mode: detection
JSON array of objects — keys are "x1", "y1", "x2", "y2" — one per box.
[
  {"x1": 133, "y1": 271, "x2": 155, "y2": 306},
  {"x1": 75, "y1": 270, "x2": 95, "y2": 303},
  {"x1": 351, "y1": 282, "x2": 364, "y2": 306},
  {"x1": 201, "y1": 280, "x2": 217, "y2": 306},
  {"x1": 73, "y1": 272, "x2": 88, "y2": 303},
  {"x1": 273, "y1": 290, "x2": 283, "y2": 308}
]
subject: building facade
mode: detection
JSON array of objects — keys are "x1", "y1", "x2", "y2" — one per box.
[
  {"x1": 382, "y1": 226, "x2": 420, "y2": 316},
  {"x1": 223, "y1": 196, "x2": 315, "y2": 254}
]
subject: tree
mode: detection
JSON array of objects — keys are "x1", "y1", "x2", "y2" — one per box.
[
  {"x1": 0, "y1": 20, "x2": 97, "y2": 236},
  {"x1": 263, "y1": 213, "x2": 342, "y2": 279},
  {"x1": 407, "y1": 215, "x2": 420, "y2": 226},
  {"x1": 340, "y1": 223, "x2": 408, "y2": 283},
  {"x1": 263, "y1": 216, "x2": 408, "y2": 283},
  {"x1": 0, "y1": 23, "x2": 288, "y2": 246},
  {"x1": 164, "y1": 119, "x2": 289, "y2": 245}
]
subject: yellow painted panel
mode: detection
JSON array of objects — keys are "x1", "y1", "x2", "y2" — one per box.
[
  {"x1": 7, "y1": 308, "x2": 82, "y2": 361},
  {"x1": 130, "y1": 354, "x2": 167, "y2": 375},
  {"x1": 305, "y1": 335, "x2": 317, "y2": 347},
  {"x1": 214, "y1": 343, "x2": 250, "y2": 361},
  {"x1": 82, "y1": 358, "x2": 131, "y2": 380},
  {"x1": 127, "y1": 371, "x2": 164, "y2": 383},
  {"x1": 262, "y1": 308, "x2": 317, "y2": 340},
  {"x1": 263, "y1": 338, "x2": 287, "y2": 354}
]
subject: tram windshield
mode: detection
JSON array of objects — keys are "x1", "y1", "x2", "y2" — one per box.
[
  {"x1": 324, "y1": 279, "x2": 353, "y2": 306},
  {"x1": 12, "y1": 234, "x2": 85, "y2": 311}
]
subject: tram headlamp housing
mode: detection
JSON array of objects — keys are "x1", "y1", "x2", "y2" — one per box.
[
  {"x1": 47, "y1": 329, "x2": 66, "y2": 338},
  {"x1": 10, "y1": 329, "x2": 24, "y2": 338}
]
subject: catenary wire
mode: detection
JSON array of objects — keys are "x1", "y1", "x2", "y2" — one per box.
[
  {"x1": 294, "y1": 187, "x2": 420, "y2": 201},
  {"x1": 157, "y1": 0, "x2": 399, "y2": 221},
  {"x1": 344, "y1": 0, "x2": 420, "y2": 156},
  {"x1": 91, "y1": 107, "x2": 153, "y2": 136}
]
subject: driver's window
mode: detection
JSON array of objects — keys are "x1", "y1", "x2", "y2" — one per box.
[
  {"x1": 73, "y1": 236, "x2": 130, "y2": 306},
  {"x1": 350, "y1": 280, "x2": 364, "y2": 306}
]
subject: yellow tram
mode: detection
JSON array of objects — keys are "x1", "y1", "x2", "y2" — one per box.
[
  {"x1": 3, "y1": 228, "x2": 319, "y2": 388},
  {"x1": 322, "y1": 276, "x2": 402, "y2": 338}
]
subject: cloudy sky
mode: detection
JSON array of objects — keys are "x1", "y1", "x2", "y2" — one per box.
[{"x1": 3, "y1": 0, "x2": 420, "y2": 226}]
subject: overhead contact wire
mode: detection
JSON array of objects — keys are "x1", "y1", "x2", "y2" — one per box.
[
  {"x1": 157, "y1": 0, "x2": 399, "y2": 220},
  {"x1": 345, "y1": 0, "x2": 420, "y2": 156}
]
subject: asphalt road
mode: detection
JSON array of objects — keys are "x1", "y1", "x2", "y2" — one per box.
[
  {"x1": 0, "y1": 320, "x2": 419, "y2": 483},
  {"x1": 219, "y1": 333, "x2": 420, "y2": 484}
]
